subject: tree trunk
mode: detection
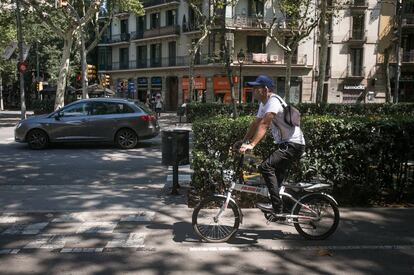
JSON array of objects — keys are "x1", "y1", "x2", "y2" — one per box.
[
  {"x1": 316, "y1": 0, "x2": 328, "y2": 103},
  {"x1": 383, "y1": 48, "x2": 392, "y2": 103},
  {"x1": 227, "y1": 65, "x2": 238, "y2": 118},
  {"x1": 80, "y1": 31, "x2": 89, "y2": 99},
  {"x1": 54, "y1": 33, "x2": 74, "y2": 110},
  {"x1": 188, "y1": 51, "x2": 195, "y2": 103},
  {"x1": 284, "y1": 51, "x2": 292, "y2": 103}
]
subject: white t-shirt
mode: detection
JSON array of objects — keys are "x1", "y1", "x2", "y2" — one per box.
[{"x1": 256, "y1": 95, "x2": 305, "y2": 145}]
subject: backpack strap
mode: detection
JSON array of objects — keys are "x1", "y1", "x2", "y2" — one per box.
[{"x1": 270, "y1": 94, "x2": 287, "y2": 108}]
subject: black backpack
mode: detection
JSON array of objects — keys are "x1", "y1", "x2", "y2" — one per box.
[{"x1": 272, "y1": 95, "x2": 301, "y2": 127}]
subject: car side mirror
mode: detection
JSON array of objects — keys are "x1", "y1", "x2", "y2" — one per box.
[{"x1": 55, "y1": 111, "x2": 63, "y2": 120}]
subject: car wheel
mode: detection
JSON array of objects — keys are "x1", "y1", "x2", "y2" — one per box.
[
  {"x1": 27, "y1": 129, "x2": 49, "y2": 150},
  {"x1": 115, "y1": 128, "x2": 138, "y2": 149}
]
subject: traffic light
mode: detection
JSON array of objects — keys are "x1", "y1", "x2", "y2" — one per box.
[
  {"x1": 104, "y1": 74, "x2": 110, "y2": 87},
  {"x1": 36, "y1": 81, "x2": 43, "y2": 92},
  {"x1": 87, "y1": 64, "x2": 96, "y2": 80}
]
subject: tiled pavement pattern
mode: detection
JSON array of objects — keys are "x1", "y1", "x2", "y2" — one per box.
[{"x1": 0, "y1": 211, "x2": 155, "y2": 254}]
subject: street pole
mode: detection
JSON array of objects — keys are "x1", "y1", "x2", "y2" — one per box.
[
  {"x1": 238, "y1": 63, "x2": 242, "y2": 104},
  {"x1": 0, "y1": 76, "x2": 4, "y2": 111},
  {"x1": 16, "y1": 0, "x2": 26, "y2": 119},
  {"x1": 394, "y1": 0, "x2": 402, "y2": 103}
]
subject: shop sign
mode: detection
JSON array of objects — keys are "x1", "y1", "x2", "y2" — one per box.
[
  {"x1": 137, "y1": 77, "x2": 148, "y2": 87},
  {"x1": 213, "y1": 76, "x2": 231, "y2": 90},
  {"x1": 128, "y1": 81, "x2": 136, "y2": 92},
  {"x1": 151, "y1": 77, "x2": 162, "y2": 87},
  {"x1": 344, "y1": 85, "x2": 365, "y2": 90},
  {"x1": 182, "y1": 77, "x2": 206, "y2": 90}
]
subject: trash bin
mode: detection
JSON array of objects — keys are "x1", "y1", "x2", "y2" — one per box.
[
  {"x1": 162, "y1": 129, "x2": 190, "y2": 166},
  {"x1": 162, "y1": 129, "x2": 190, "y2": 195}
]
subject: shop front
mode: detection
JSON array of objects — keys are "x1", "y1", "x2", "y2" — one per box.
[
  {"x1": 213, "y1": 76, "x2": 233, "y2": 103},
  {"x1": 181, "y1": 77, "x2": 206, "y2": 102},
  {"x1": 342, "y1": 83, "x2": 366, "y2": 103},
  {"x1": 137, "y1": 77, "x2": 148, "y2": 103}
]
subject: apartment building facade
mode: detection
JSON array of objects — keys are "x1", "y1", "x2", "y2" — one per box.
[{"x1": 97, "y1": 0, "x2": 393, "y2": 110}]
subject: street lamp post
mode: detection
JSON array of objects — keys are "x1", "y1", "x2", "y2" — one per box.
[{"x1": 237, "y1": 48, "x2": 245, "y2": 104}]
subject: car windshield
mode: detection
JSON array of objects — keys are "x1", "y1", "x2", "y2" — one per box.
[{"x1": 134, "y1": 101, "x2": 153, "y2": 114}]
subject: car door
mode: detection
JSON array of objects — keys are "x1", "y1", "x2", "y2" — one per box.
[
  {"x1": 87, "y1": 101, "x2": 118, "y2": 141},
  {"x1": 48, "y1": 101, "x2": 93, "y2": 141}
]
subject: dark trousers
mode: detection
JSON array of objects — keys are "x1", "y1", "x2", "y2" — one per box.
[{"x1": 259, "y1": 142, "x2": 305, "y2": 210}]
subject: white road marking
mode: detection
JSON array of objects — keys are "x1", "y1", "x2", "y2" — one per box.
[
  {"x1": 189, "y1": 245, "x2": 414, "y2": 252},
  {"x1": 120, "y1": 212, "x2": 155, "y2": 222},
  {"x1": 0, "y1": 216, "x2": 18, "y2": 223},
  {"x1": 76, "y1": 222, "x2": 118, "y2": 234},
  {"x1": 2, "y1": 222, "x2": 49, "y2": 235},
  {"x1": 106, "y1": 233, "x2": 145, "y2": 248},
  {"x1": 60, "y1": 247, "x2": 104, "y2": 253},
  {"x1": 24, "y1": 234, "x2": 66, "y2": 249},
  {"x1": 0, "y1": 249, "x2": 20, "y2": 254}
]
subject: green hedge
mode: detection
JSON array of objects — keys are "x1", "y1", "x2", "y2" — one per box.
[
  {"x1": 186, "y1": 102, "x2": 414, "y2": 122},
  {"x1": 191, "y1": 115, "x2": 414, "y2": 206}
]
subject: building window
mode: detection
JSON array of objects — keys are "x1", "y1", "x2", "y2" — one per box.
[
  {"x1": 120, "y1": 19, "x2": 128, "y2": 34},
  {"x1": 150, "y1": 13, "x2": 160, "y2": 29},
  {"x1": 166, "y1": 10, "x2": 176, "y2": 26},
  {"x1": 137, "y1": 45, "x2": 147, "y2": 68},
  {"x1": 136, "y1": 16, "x2": 145, "y2": 34},
  {"x1": 98, "y1": 47, "x2": 112, "y2": 70},
  {"x1": 168, "y1": 41, "x2": 176, "y2": 66},
  {"x1": 120, "y1": 48, "x2": 129, "y2": 69},
  {"x1": 247, "y1": 35, "x2": 265, "y2": 53},
  {"x1": 351, "y1": 48, "x2": 363, "y2": 76},
  {"x1": 150, "y1": 43, "x2": 161, "y2": 67},
  {"x1": 352, "y1": 15, "x2": 365, "y2": 39},
  {"x1": 248, "y1": 0, "x2": 264, "y2": 17}
]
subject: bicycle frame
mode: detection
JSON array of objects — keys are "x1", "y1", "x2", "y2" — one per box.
[{"x1": 214, "y1": 179, "x2": 320, "y2": 224}]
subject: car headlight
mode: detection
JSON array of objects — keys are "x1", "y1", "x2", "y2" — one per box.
[{"x1": 15, "y1": 122, "x2": 22, "y2": 129}]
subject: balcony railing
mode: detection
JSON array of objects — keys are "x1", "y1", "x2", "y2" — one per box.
[
  {"x1": 402, "y1": 51, "x2": 414, "y2": 63},
  {"x1": 346, "y1": 65, "x2": 366, "y2": 78},
  {"x1": 346, "y1": 29, "x2": 367, "y2": 43},
  {"x1": 402, "y1": 17, "x2": 414, "y2": 27},
  {"x1": 225, "y1": 16, "x2": 292, "y2": 30},
  {"x1": 130, "y1": 31, "x2": 144, "y2": 40},
  {"x1": 143, "y1": 25, "x2": 180, "y2": 38},
  {"x1": 350, "y1": 0, "x2": 368, "y2": 8},
  {"x1": 100, "y1": 33, "x2": 130, "y2": 44},
  {"x1": 182, "y1": 22, "x2": 201, "y2": 32},
  {"x1": 105, "y1": 53, "x2": 309, "y2": 71},
  {"x1": 142, "y1": 0, "x2": 179, "y2": 8}
]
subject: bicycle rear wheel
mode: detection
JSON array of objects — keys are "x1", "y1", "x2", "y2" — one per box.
[
  {"x1": 192, "y1": 196, "x2": 240, "y2": 243},
  {"x1": 293, "y1": 194, "x2": 340, "y2": 240}
]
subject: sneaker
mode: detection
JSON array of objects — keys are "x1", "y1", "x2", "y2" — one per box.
[{"x1": 256, "y1": 203, "x2": 282, "y2": 213}]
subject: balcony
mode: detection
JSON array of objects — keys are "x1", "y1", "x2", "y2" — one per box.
[
  {"x1": 143, "y1": 25, "x2": 180, "y2": 39},
  {"x1": 315, "y1": 66, "x2": 331, "y2": 78},
  {"x1": 346, "y1": 65, "x2": 366, "y2": 78},
  {"x1": 100, "y1": 33, "x2": 130, "y2": 44},
  {"x1": 106, "y1": 53, "x2": 310, "y2": 71},
  {"x1": 350, "y1": 0, "x2": 368, "y2": 11},
  {"x1": 316, "y1": 31, "x2": 333, "y2": 43},
  {"x1": 345, "y1": 29, "x2": 367, "y2": 44},
  {"x1": 402, "y1": 51, "x2": 414, "y2": 63},
  {"x1": 142, "y1": 0, "x2": 179, "y2": 9},
  {"x1": 225, "y1": 16, "x2": 292, "y2": 31},
  {"x1": 130, "y1": 31, "x2": 144, "y2": 40},
  {"x1": 182, "y1": 22, "x2": 201, "y2": 33},
  {"x1": 402, "y1": 17, "x2": 414, "y2": 28}
]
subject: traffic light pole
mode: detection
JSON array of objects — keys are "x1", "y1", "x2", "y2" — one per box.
[{"x1": 16, "y1": 0, "x2": 26, "y2": 119}]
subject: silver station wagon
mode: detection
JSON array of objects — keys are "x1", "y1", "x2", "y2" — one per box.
[{"x1": 15, "y1": 98, "x2": 160, "y2": 149}]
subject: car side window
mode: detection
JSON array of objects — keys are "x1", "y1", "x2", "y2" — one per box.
[
  {"x1": 92, "y1": 102, "x2": 109, "y2": 115},
  {"x1": 62, "y1": 102, "x2": 92, "y2": 117},
  {"x1": 92, "y1": 102, "x2": 135, "y2": 115}
]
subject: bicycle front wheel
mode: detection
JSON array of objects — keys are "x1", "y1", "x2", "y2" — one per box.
[
  {"x1": 293, "y1": 194, "x2": 340, "y2": 240},
  {"x1": 192, "y1": 196, "x2": 240, "y2": 243}
]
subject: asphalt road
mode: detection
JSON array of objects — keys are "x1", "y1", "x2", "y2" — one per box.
[{"x1": 0, "y1": 111, "x2": 413, "y2": 275}]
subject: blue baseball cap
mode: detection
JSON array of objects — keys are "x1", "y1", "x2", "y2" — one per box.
[{"x1": 246, "y1": 75, "x2": 274, "y2": 89}]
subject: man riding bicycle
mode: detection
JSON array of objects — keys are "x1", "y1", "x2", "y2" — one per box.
[{"x1": 234, "y1": 75, "x2": 305, "y2": 213}]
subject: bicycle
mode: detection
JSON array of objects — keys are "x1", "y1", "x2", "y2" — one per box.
[{"x1": 192, "y1": 150, "x2": 340, "y2": 242}]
